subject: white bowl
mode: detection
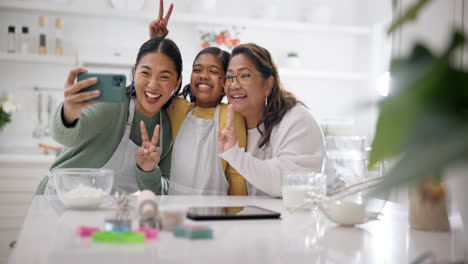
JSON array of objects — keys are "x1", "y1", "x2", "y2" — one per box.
[{"x1": 53, "y1": 168, "x2": 114, "y2": 209}]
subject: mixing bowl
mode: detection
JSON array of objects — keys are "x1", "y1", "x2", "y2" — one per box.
[{"x1": 53, "y1": 168, "x2": 114, "y2": 209}]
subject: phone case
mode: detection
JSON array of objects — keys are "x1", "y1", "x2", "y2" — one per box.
[{"x1": 77, "y1": 73, "x2": 127, "y2": 102}]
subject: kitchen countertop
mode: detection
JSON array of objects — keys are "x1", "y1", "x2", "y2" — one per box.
[
  {"x1": 0, "y1": 146, "x2": 57, "y2": 164},
  {"x1": 0, "y1": 153, "x2": 56, "y2": 164},
  {"x1": 8, "y1": 195, "x2": 466, "y2": 264}
]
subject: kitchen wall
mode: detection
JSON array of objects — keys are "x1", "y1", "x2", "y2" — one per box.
[
  {"x1": 398, "y1": 0, "x2": 468, "y2": 60},
  {"x1": 0, "y1": 0, "x2": 392, "y2": 152}
]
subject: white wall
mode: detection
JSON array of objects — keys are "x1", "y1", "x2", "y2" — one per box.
[
  {"x1": 393, "y1": 0, "x2": 467, "y2": 66},
  {"x1": 0, "y1": 0, "x2": 392, "y2": 151}
]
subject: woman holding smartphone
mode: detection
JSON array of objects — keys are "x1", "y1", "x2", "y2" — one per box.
[{"x1": 35, "y1": 37, "x2": 183, "y2": 195}]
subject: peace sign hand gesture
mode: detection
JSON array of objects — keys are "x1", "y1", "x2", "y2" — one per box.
[
  {"x1": 136, "y1": 121, "x2": 161, "y2": 172},
  {"x1": 218, "y1": 105, "x2": 238, "y2": 153},
  {"x1": 149, "y1": 0, "x2": 174, "y2": 39}
]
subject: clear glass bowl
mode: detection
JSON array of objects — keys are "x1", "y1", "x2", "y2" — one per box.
[{"x1": 53, "y1": 168, "x2": 114, "y2": 209}]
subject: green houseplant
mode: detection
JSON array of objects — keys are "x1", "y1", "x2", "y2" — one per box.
[
  {"x1": 368, "y1": 0, "x2": 468, "y2": 236},
  {"x1": 287, "y1": 51, "x2": 299, "y2": 58},
  {"x1": 286, "y1": 51, "x2": 301, "y2": 68},
  {"x1": 369, "y1": 0, "x2": 468, "y2": 194},
  {"x1": 0, "y1": 94, "x2": 18, "y2": 132}
]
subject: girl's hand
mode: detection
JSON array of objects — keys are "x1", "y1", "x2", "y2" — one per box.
[
  {"x1": 136, "y1": 122, "x2": 161, "y2": 172},
  {"x1": 218, "y1": 105, "x2": 238, "y2": 153},
  {"x1": 62, "y1": 67, "x2": 100, "y2": 125},
  {"x1": 149, "y1": 0, "x2": 173, "y2": 39}
]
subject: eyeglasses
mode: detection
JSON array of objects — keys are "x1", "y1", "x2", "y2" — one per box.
[{"x1": 221, "y1": 73, "x2": 263, "y2": 87}]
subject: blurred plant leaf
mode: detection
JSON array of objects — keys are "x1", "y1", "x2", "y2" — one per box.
[
  {"x1": 388, "y1": 0, "x2": 432, "y2": 34},
  {"x1": 0, "y1": 106, "x2": 11, "y2": 131},
  {"x1": 369, "y1": 31, "x2": 467, "y2": 178},
  {"x1": 373, "y1": 117, "x2": 468, "y2": 192}
]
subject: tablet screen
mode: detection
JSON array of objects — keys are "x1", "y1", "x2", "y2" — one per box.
[{"x1": 186, "y1": 206, "x2": 281, "y2": 220}]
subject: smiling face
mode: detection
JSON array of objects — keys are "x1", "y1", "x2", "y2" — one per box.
[
  {"x1": 134, "y1": 52, "x2": 181, "y2": 118},
  {"x1": 225, "y1": 54, "x2": 273, "y2": 127},
  {"x1": 190, "y1": 53, "x2": 225, "y2": 108}
]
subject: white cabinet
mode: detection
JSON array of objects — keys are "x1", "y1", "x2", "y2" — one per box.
[{"x1": 0, "y1": 157, "x2": 53, "y2": 264}]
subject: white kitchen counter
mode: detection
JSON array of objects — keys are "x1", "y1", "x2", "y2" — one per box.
[
  {"x1": 8, "y1": 195, "x2": 466, "y2": 264},
  {"x1": 0, "y1": 149, "x2": 56, "y2": 264},
  {"x1": 0, "y1": 153, "x2": 56, "y2": 164},
  {"x1": 0, "y1": 145, "x2": 57, "y2": 165}
]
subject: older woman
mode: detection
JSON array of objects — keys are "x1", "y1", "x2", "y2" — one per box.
[{"x1": 218, "y1": 43, "x2": 325, "y2": 197}]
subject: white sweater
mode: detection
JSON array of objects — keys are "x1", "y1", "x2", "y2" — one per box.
[{"x1": 220, "y1": 104, "x2": 325, "y2": 197}]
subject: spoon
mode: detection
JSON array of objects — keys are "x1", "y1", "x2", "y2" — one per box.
[
  {"x1": 43, "y1": 94, "x2": 53, "y2": 137},
  {"x1": 32, "y1": 92, "x2": 43, "y2": 138}
]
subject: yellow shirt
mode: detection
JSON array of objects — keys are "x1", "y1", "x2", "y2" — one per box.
[{"x1": 167, "y1": 98, "x2": 248, "y2": 195}]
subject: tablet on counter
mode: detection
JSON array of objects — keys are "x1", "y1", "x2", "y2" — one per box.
[{"x1": 186, "y1": 205, "x2": 281, "y2": 220}]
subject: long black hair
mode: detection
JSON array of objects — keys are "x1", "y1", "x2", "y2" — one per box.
[
  {"x1": 179, "y1": 47, "x2": 230, "y2": 103},
  {"x1": 127, "y1": 37, "x2": 183, "y2": 109}
]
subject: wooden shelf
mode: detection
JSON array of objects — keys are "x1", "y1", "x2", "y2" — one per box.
[
  {"x1": 279, "y1": 68, "x2": 368, "y2": 81},
  {"x1": 0, "y1": 52, "x2": 76, "y2": 65},
  {"x1": 0, "y1": 1, "x2": 370, "y2": 35}
]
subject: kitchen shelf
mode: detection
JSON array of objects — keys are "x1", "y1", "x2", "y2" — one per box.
[
  {"x1": 279, "y1": 68, "x2": 368, "y2": 81},
  {"x1": 0, "y1": 51, "x2": 368, "y2": 81},
  {"x1": 0, "y1": 1, "x2": 151, "y2": 21},
  {"x1": 0, "y1": 52, "x2": 135, "y2": 68},
  {"x1": 0, "y1": 1, "x2": 370, "y2": 35},
  {"x1": 177, "y1": 15, "x2": 370, "y2": 35},
  {"x1": 78, "y1": 55, "x2": 134, "y2": 68},
  {"x1": 0, "y1": 52, "x2": 76, "y2": 65}
]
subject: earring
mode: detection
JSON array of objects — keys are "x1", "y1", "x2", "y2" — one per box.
[{"x1": 130, "y1": 82, "x2": 136, "y2": 96}]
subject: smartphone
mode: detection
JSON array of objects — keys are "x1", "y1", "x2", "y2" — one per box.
[
  {"x1": 77, "y1": 73, "x2": 127, "y2": 102},
  {"x1": 186, "y1": 206, "x2": 281, "y2": 221}
]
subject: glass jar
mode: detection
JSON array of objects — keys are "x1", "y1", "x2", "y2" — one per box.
[{"x1": 323, "y1": 136, "x2": 367, "y2": 195}]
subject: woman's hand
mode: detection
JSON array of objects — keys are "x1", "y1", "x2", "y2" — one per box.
[
  {"x1": 218, "y1": 105, "x2": 238, "y2": 153},
  {"x1": 62, "y1": 67, "x2": 100, "y2": 125},
  {"x1": 136, "y1": 121, "x2": 161, "y2": 172},
  {"x1": 149, "y1": 0, "x2": 174, "y2": 39}
]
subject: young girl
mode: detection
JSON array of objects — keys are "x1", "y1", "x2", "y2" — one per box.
[
  {"x1": 166, "y1": 48, "x2": 247, "y2": 195},
  {"x1": 150, "y1": 1, "x2": 247, "y2": 195}
]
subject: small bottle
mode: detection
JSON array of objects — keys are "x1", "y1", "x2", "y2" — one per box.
[
  {"x1": 20, "y1": 26, "x2": 29, "y2": 54},
  {"x1": 38, "y1": 16, "x2": 47, "y2": 55},
  {"x1": 7, "y1": 25, "x2": 16, "y2": 53},
  {"x1": 54, "y1": 18, "x2": 63, "y2": 56}
]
